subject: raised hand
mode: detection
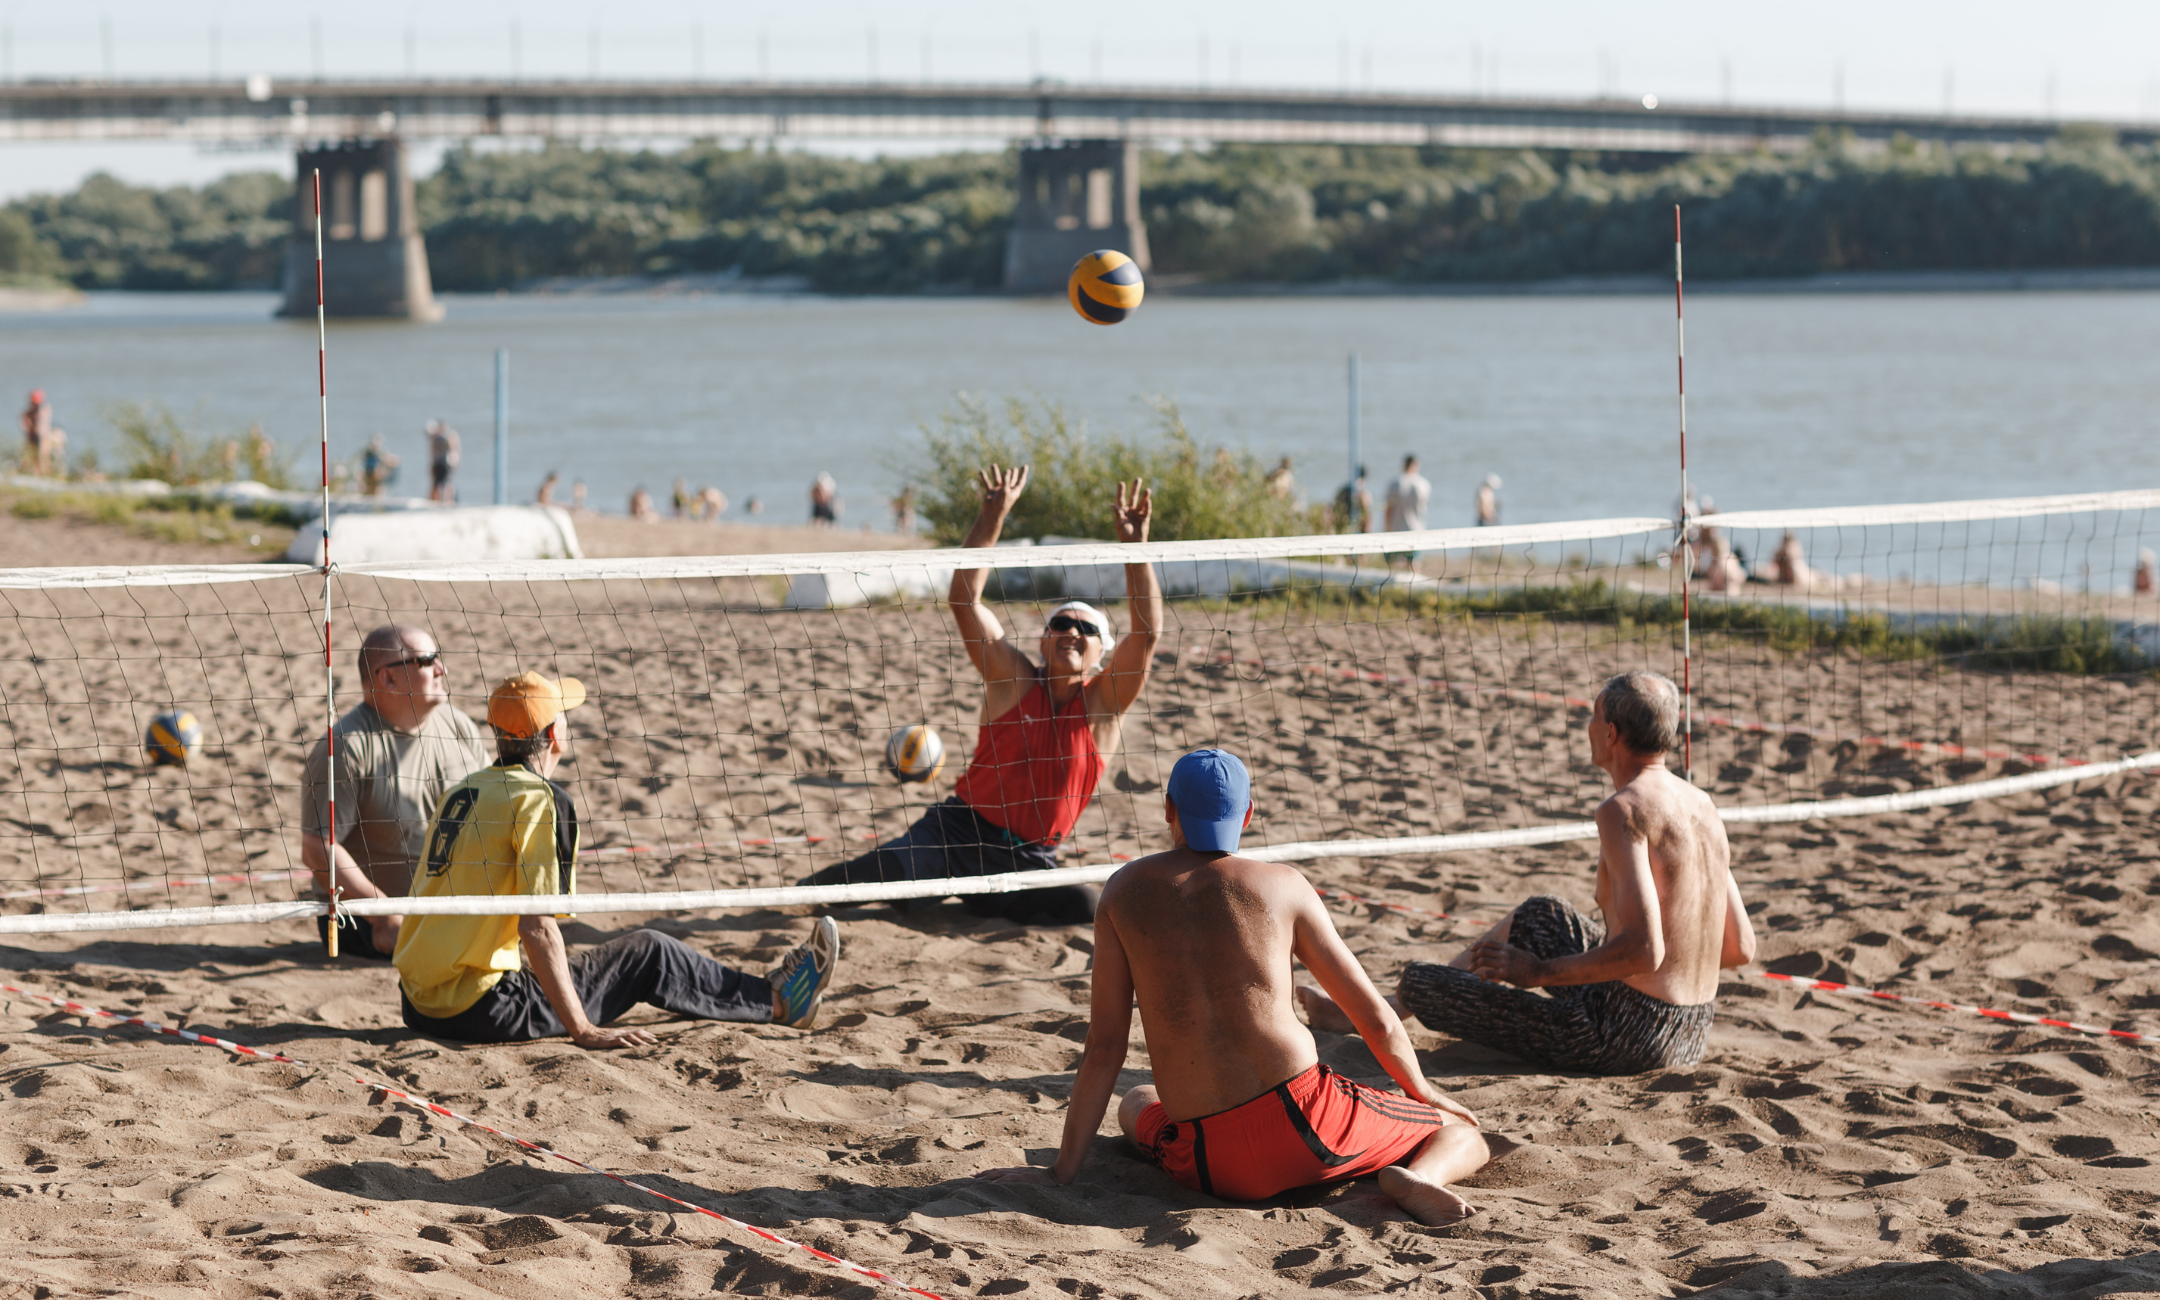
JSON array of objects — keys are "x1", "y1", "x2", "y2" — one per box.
[
  {"x1": 976, "y1": 464, "x2": 1030, "y2": 518},
  {"x1": 1113, "y1": 477, "x2": 1152, "y2": 544}
]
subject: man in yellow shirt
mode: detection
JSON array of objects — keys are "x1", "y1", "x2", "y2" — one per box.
[{"x1": 394, "y1": 671, "x2": 840, "y2": 1047}]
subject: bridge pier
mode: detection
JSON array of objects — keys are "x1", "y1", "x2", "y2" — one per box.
[
  {"x1": 277, "y1": 138, "x2": 442, "y2": 321},
  {"x1": 1003, "y1": 139, "x2": 1149, "y2": 292}
]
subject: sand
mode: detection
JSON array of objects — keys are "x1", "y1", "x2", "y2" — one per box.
[{"x1": 2, "y1": 515, "x2": 2160, "y2": 1297}]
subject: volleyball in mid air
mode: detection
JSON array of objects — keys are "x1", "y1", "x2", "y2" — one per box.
[
  {"x1": 1068, "y1": 249, "x2": 1144, "y2": 325},
  {"x1": 145, "y1": 709, "x2": 203, "y2": 767},
  {"x1": 885, "y1": 724, "x2": 946, "y2": 784}
]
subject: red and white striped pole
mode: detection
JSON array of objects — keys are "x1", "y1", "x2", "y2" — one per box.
[
  {"x1": 312, "y1": 167, "x2": 339, "y2": 959},
  {"x1": 1674, "y1": 203, "x2": 1692, "y2": 778}
]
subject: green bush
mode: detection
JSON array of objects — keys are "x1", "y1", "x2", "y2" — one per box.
[
  {"x1": 109, "y1": 403, "x2": 298, "y2": 489},
  {"x1": 909, "y1": 395, "x2": 1330, "y2": 545}
]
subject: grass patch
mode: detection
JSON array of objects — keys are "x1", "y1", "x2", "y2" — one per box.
[
  {"x1": 1218, "y1": 578, "x2": 2148, "y2": 675},
  {"x1": 906, "y1": 395, "x2": 1329, "y2": 546},
  {"x1": 0, "y1": 488, "x2": 293, "y2": 555},
  {"x1": 108, "y1": 401, "x2": 299, "y2": 489}
]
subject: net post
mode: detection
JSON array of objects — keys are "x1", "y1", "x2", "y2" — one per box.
[
  {"x1": 1673, "y1": 202, "x2": 1692, "y2": 780},
  {"x1": 312, "y1": 165, "x2": 339, "y2": 959}
]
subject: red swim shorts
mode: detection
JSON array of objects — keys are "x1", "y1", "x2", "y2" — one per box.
[{"x1": 1131, "y1": 1063, "x2": 1447, "y2": 1201}]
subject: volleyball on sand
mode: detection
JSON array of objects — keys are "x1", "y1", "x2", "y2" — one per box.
[
  {"x1": 1068, "y1": 249, "x2": 1144, "y2": 325},
  {"x1": 144, "y1": 709, "x2": 202, "y2": 767},
  {"x1": 885, "y1": 724, "x2": 946, "y2": 784}
]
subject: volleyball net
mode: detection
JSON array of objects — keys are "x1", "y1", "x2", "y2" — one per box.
[{"x1": 0, "y1": 487, "x2": 2156, "y2": 936}]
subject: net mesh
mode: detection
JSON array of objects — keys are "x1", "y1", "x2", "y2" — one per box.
[{"x1": 0, "y1": 490, "x2": 2155, "y2": 933}]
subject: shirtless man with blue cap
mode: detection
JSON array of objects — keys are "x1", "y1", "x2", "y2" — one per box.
[{"x1": 977, "y1": 747, "x2": 1490, "y2": 1222}]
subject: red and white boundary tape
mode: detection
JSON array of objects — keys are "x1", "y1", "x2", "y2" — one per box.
[
  {"x1": 1191, "y1": 647, "x2": 2086, "y2": 768},
  {"x1": 1309, "y1": 886, "x2": 2157, "y2": 1049},
  {"x1": 1753, "y1": 970, "x2": 2158, "y2": 1046},
  {"x1": 0, "y1": 980, "x2": 953, "y2": 1298},
  {"x1": 0, "y1": 868, "x2": 309, "y2": 902}
]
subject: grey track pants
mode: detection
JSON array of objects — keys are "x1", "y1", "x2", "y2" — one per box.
[{"x1": 1396, "y1": 895, "x2": 1715, "y2": 1076}]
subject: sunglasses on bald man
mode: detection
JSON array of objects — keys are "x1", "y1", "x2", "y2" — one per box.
[
  {"x1": 1045, "y1": 614, "x2": 1103, "y2": 640},
  {"x1": 376, "y1": 650, "x2": 443, "y2": 674}
]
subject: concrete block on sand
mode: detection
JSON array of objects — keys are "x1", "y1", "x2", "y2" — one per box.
[{"x1": 283, "y1": 504, "x2": 582, "y2": 564}]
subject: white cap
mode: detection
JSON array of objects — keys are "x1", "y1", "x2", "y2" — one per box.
[
  {"x1": 1484, "y1": 474, "x2": 1503, "y2": 489},
  {"x1": 1045, "y1": 600, "x2": 1117, "y2": 652}
]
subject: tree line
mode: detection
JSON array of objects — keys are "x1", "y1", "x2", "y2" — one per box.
[{"x1": 7, "y1": 129, "x2": 2159, "y2": 292}]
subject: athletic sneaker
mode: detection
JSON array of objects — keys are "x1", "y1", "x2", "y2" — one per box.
[{"x1": 769, "y1": 915, "x2": 841, "y2": 1029}]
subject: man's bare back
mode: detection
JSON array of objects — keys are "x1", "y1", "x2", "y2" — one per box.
[
  {"x1": 1303, "y1": 672, "x2": 1756, "y2": 1077},
  {"x1": 1593, "y1": 764, "x2": 1736, "y2": 1007},
  {"x1": 1106, "y1": 854, "x2": 1347, "y2": 1119},
  {"x1": 976, "y1": 750, "x2": 1488, "y2": 1225}
]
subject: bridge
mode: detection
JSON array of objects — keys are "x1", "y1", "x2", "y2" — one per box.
[{"x1": 4, "y1": 78, "x2": 2130, "y2": 313}]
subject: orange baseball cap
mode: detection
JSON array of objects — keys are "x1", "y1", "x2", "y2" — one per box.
[{"x1": 487, "y1": 671, "x2": 586, "y2": 738}]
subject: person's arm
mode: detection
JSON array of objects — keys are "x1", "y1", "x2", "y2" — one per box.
[
  {"x1": 1469, "y1": 801, "x2": 1665, "y2": 988},
  {"x1": 1291, "y1": 880, "x2": 1478, "y2": 1124},
  {"x1": 1719, "y1": 868, "x2": 1757, "y2": 969},
  {"x1": 949, "y1": 465, "x2": 1037, "y2": 686},
  {"x1": 517, "y1": 914, "x2": 655, "y2": 1050},
  {"x1": 300, "y1": 833, "x2": 403, "y2": 949},
  {"x1": 977, "y1": 903, "x2": 1136, "y2": 1184},
  {"x1": 1097, "y1": 479, "x2": 1160, "y2": 716}
]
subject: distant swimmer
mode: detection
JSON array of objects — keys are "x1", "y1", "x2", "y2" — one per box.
[
  {"x1": 1475, "y1": 474, "x2": 1502, "y2": 527},
  {"x1": 361, "y1": 435, "x2": 400, "y2": 496},
  {"x1": 536, "y1": 471, "x2": 560, "y2": 506},
  {"x1": 20, "y1": 388, "x2": 64, "y2": 478},
  {"x1": 395, "y1": 672, "x2": 841, "y2": 1046},
  {"x1": 425, "y1": 420, "x2": 460, "y2": 503},
  {"x1": 976, "y1": 749, "x2": 1489, "y2": 1223},
  {"x1": 810, "y1": 471, "x2": 839, "y2": 526},
  {"x1": 1301, "y1": 671, "x2": 1756, "y2": 1075},
  {"x1": 802, "y1": 465, "x2": 1161, "y2": 925}
]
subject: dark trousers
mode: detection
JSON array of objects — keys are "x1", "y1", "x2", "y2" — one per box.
[
  {"x1": 803, "y1": 795, "x2": 1095, "y2": 925},
  {"x1": 401, "y1": 929, "x2": 772, "y2": 1044},
  {"x1": 1396, "y1": 896, "x2": 1716, "y2": 1076}
]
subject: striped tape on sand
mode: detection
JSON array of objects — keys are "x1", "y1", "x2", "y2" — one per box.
[
  {"x1": 1308, "y1": 890, "x2": 2157, "y2": 1048},
  {"x1": 0, "y1": 981, "x2": 955, "y2": 1299}
]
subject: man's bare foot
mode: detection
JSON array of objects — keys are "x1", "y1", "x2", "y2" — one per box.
[
  {"x1": 1377, "y1": 1165, "x2": 1475, "y2": 1225},
  {"x1": 1295, "y1": 984, "x2": 1356, "y2": 1034}
]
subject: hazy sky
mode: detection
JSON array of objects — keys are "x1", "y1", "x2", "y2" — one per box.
[{"x1": 4, "y1": 0, "x2": 2155, "y2": 198}]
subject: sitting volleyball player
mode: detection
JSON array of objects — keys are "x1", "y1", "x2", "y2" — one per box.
[
  {"x1": 977, "y1": 749, "x2": 1490, "y2": 1224},
  {"x1": 1300, "y1": 670, "x2": 1758, "y2": 1075},
  {"x1": 803, "y1": 464, "x2": 1161, "y2": 925},
  {"x1": 395, "y1": 671, "x2": 840, "y2": 1047}
]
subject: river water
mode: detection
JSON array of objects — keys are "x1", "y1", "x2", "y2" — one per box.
[{"x1": 4, "y1": 287, "x2": 2155, "y2": 533}]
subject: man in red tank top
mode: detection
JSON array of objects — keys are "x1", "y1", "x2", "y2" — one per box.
[{"x1": 803, "y1": 465, "x2": 1163, "y2": 924}]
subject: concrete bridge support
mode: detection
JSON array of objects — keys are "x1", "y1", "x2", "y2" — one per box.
[
  {"x1": 1003, "y1": 139, "x2": 1149, "y2": 292},
  {"x1": 277, "y1": 138, "x2": 442, "y2": 321}
]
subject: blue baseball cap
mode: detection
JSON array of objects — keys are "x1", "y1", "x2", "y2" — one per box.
[{"x1": 1167, "y1": 748, "x2": 1252, "y2": 852}]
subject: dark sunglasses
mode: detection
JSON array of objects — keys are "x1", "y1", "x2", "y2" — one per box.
[
  {"x1": 1046, "y1": 614, "x2": 1102, "y2": 639},
  {"x1": 377, "y1": 650, "x2": 443, "y2": 674}
]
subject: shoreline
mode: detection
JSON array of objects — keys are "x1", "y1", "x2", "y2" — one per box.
[{"x1": 16, "y1": 264, "x2": 2160, "y2": 312}]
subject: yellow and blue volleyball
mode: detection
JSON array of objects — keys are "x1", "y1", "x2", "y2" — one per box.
[
  {"x1": 885, "y1": 724, "x2": 946, "y2": 784},
  {"x1": 145, "y1": 709, "x2": 203, "y2": 768},
  {"x1": 1068, "y1": 249, "x2": 1144, "y2": 326}
]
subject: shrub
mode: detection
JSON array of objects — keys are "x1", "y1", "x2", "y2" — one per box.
[
  {"x1": 908, "y1": 395, "x2": 1329, "y2": 545},
  {"x1": 108, "y1": 403, "x2": 297, "y2": 489}
]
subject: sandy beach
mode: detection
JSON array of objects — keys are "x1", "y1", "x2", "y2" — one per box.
[{"x1": 2, "y1": 515, "x2": 2159, "y2": 1297}]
